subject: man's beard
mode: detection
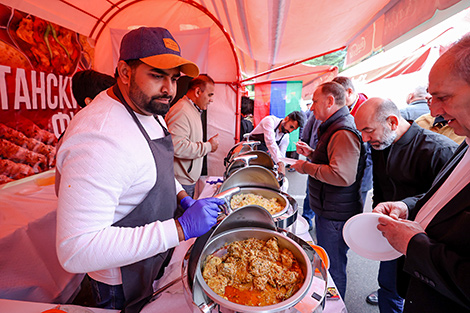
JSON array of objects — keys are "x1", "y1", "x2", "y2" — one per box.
[
  {"x1": 371, "y1": 127, "x2": 397, "y2": 150},
  {"x1": 129, "y1": 77, "x2": 173, "y2": 115},
  {"x1": 280, "y1": 123, "x2": 289, "y2": 134}
]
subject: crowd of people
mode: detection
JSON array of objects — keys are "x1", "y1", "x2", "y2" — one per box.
[
  {"x1": 291, "y1": 36, "x2": 470, "y2": 313},
  {"x1": 54, "y1": 26, "x2": 470, "y2": 313}
]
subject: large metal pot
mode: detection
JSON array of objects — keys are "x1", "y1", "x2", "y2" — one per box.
[
  {"x1": 224, "y1": 187, "x2": 288, "y2": 217},
  {"x1": 181, "y1": 206, "x2": 328, "y2": 313},
  {"x1": 217, "y1": 187, "x2": 297, "y2": 230},
  {"x1": 217, "y1": 167, "x2": 297, "y2": 230},
  {"x1": 197, "y1": 228, "x2": 312, "y2": 312}
]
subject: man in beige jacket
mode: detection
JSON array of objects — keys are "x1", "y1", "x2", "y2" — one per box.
[{"x1": 165, "y1": 74, "x2": 219, "y2": 197}]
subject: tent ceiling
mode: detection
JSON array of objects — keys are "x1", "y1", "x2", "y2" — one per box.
[{"x1": 2, "y1": 0, "x2": 467, "y2": 83}]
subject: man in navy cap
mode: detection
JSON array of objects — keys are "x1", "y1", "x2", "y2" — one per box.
[{"x1": 55, "y1": 27, "x2": 224, "y2": 313}]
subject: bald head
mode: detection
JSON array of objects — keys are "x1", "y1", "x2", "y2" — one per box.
[
  {"x1": 355, "y1": 97, "x2": 409, "y2": 150},
  {"x1": 356, "y1": 97, "x2": 401, "y2": 124}
]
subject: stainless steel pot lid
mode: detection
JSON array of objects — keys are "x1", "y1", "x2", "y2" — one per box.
[
  {"x1": 209, "y1": 204, "x2": 276, "y2": 241},
  {"x1": 231, "y1": 150, "x2": 275, "y2": 168},
  {"x1": 223, "y1": 141, "x2": 260, "y2": 167},
  {"x1": 219, "y1": 165, "x2": 280, "y2": 192}
]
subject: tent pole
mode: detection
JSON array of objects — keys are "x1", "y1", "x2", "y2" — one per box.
[
  {"x1": 240, "y1": 46, "x2": 345, "y2": 83},
  {"x1": 182, "y1": 0, "x2": 242, "y2": 145},
  {"x1": 235, "y1": 84, "x2": 242, "y2": 143},
  {"x1": 241, "y1": 68, "x2": 337, "y2": 86}
]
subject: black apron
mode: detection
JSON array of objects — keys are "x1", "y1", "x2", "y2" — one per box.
[
  {"x1": 249, "y1": 121, "x2": 285, "y2": 152},
  {"x1": 112, "y1": 85, "x2": 177, "y2": 313}
]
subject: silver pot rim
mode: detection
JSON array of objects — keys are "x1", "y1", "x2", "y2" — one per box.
[
  {"x1": 195, "y1": 227, "x2": 313, "y2": 312},
  {"x1": 227, "y1": 187, "x2": 289, "y2": 218},
  {"x1": 216, "y1": 186, "x2": 298, "y2": 229}
]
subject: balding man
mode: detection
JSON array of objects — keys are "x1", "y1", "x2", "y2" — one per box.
[
  {"x1": 292, "y1": 81, "x2": 366, "y2": 299},
  {"x1": 165, "y1": 74, "x2": 219, "y2": 197},
  {"x1": 355, "y1": 98, "x2": 457, "y2": 313},
  {"x1": 400, "y1": 85, "x2": 430, "y2": 122},
  {"x1": 373, "y1": 34, "x2": 470, "y2": 312}
]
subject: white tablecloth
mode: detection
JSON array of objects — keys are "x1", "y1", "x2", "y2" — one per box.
[
  {"x1": 0, "y1": 169, "x2": 83, "y2": 303},
  {"x1": 0, "y1": 298, "x2": 118, "y2": 313}
]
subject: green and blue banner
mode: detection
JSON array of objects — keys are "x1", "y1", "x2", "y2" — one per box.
[{"x1": 254, "y1": 81, "x2": 302, "y2": 151}]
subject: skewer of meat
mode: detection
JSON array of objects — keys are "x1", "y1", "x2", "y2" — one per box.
[
  {"x1": 0, "y1": 174, "x2": 14, "y2": 184},
  {"x1": 0, "y1": 139, "x2": 46, "y2": 170},
  {"x1": 6, "y1": 117, "x2": 57, "y2": 146},
  {"x1": 0, "y1": 159, "x2": 35, "y2": 179},
  {"x1": 0, "y1": 123, "x2": 56, "y2": 167}
]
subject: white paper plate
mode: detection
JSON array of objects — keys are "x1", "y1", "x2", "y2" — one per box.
[
  {"x1": 294, "y1": 215, "x2": 309, "y2": 235},
  {"x1": 46, "y1": 305, "x2": 94, "y2": 313},
  {"x1": 343, "y1": 213, "x2": 402, "y2": 261}
]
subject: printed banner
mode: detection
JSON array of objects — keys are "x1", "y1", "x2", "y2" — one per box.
[
  {"x1": 0, "y1": 4, "x2": 94, "y2": 184},
  {"x1": 254, "y1": 81, "x2": 302, "y2": 152}
]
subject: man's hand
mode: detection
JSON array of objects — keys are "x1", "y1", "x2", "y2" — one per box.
[
  {"x1": 291, "y1": 160, "x2": 307, "y2": 174},
  {"x1": 296, "y1": 141, "x2": 314, "y2": 158},
  {"x1": 377, "y1": 216, "x2": 426, "y2": 255},
  {"x1": 373, "y1": 201, "x2": 408, "y2": 220},
  {"x1": 277, "y1": 161, "x2": 286, "y2": 175},
  {"x1": 180, "y1": 196, "x2": 196, "y2": 210},
  {"x1": 177, "y1": 197, "x2": 225, "y2": 241},
  {"x1": 208, "y1": 134, "x2": 219, "y2": 152}
]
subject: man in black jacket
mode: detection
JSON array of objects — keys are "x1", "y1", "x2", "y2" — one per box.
[
  {"x1": 371, "y1": 33, "x2": 470, "y2": 312},
  {"x1": 355, "y1": 97, "x2": 457, "y2": 313}
]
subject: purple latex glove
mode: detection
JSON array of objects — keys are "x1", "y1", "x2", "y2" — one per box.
[
  {"x1": 178, "y1": 197, "x2": 225, "y2": 240},
  {"x1": 180, "y1": 196, "x2": 196, "y2": 211}
]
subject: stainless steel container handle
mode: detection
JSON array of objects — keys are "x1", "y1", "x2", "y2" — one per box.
[
  {"x1": 198, "y1": 302, "x2": 216, "y2": 313},
  {"x1": 214, "y1": 186, "x2": 240, "y2": 215},
  {"x1": 242, "y1": 140, "x2": 260, "y2": 149},
  {"x1": 232, "y1": 154, "x2": 258, "y2": 167}
]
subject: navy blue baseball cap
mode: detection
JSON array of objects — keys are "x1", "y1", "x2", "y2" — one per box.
[{"x1": 119, "y1": 27, "x2": 199, "y2": 77}]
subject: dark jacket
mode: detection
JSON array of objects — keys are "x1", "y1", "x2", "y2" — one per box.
[
  {"x1": 308, "y1": 106, "x2": 366, "y2": 221},
  {"x1": 372, "y1": 122, "x2": 458, "y2": 207},
  {"x1": 397, "y1": 142, "x2": 470, "y2": 312}
]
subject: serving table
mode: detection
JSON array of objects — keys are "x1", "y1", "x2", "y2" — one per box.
[
  {"x1": 0, "y1": 169, "x2": 83, "y2": 303},
  {"x1": 0, "y1": 173, "x2": 347, "y2": 312}
]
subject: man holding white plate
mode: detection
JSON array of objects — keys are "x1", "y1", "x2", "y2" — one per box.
[
  {"x1": 372, "y1": 34, "x2": 470, "y2": 312},
  {"x1": 354, "y1": 97, "x2": 457, "y2": 313}
]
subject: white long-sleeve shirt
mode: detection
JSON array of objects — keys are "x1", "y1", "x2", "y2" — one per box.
[
  {"x1": 250, "y1": 115, "x2": 289, "y2": 164},
  {"x1": 56, "y1": 90, "x2": 182, "y2": 285}
]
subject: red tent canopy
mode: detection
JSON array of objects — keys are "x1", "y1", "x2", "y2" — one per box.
[{"x1": 1, "y1": 0, "x2": 468, "y2": 175}]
